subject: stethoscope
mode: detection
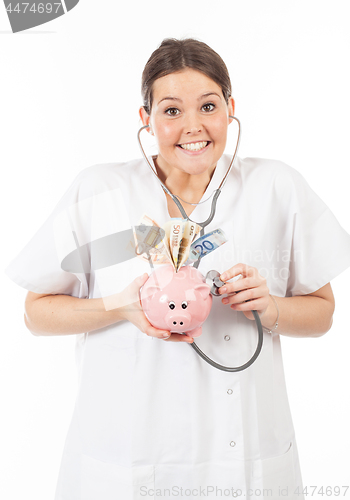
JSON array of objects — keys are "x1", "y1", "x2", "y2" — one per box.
[{"x1": 137, "y1": 117, "x2": 263, "y2": 372}]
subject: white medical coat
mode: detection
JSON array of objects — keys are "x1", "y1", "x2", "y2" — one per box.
[{"x1": 6, "y1": 155, "x2": 350, "y2": 500}]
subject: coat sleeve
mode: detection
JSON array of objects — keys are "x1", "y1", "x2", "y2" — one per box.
[
  {"x1": 283, "y1": 168, "x2": 350, "y2": 296},
  {"x1": 4, "y1": 167, "x2": 101, "y2": 298}
]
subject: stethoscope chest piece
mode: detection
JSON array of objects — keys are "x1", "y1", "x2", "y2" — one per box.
[{"x1": 205, "y1": 270, "x2": 226, "y2": 296}]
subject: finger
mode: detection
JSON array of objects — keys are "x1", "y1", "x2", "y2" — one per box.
[
  {"x1": 229, "y1": 297, "x2": 267, "y2": 312},
  {"x1": 219, "y1": 274, "x2": 267, "y2": 296},
  {"x1": 145, "y1": 324, "x2": 172, "y2": 339},
  {"x1": 164, "y1": 333, "x2": 194, "y2": 343},
  {"x1": 143, "y1": 323, "x2": 193, "y2": 342},
  {"x1": 218, "y1": 276, "x2": 253, "y2": 295},
  {"x1": 140, "y1": 315, "x2": 170, "y2": 339},
  {"x1": 220, "y1": 263, "x2": 253, "y2": 282},
  {"x1": 222, "y1": 286, "x2": 267, "y2": 305}
]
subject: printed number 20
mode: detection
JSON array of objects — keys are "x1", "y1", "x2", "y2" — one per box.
[{"x1": 194, "y1": 240, "x2": 214, "y2": 256}]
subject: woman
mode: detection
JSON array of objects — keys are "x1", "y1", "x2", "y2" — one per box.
[{"x1": 6, "y1": 38, "x2": 350, "y2": 500}]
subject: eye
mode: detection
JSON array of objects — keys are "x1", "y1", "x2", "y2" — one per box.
[
  {"x1": 169, "y1": 301, "x2": 175, "y2": 310},
  {"x1": 202, "y1": 103, "x2": 215, "y2": 112},
  {"x1": 181, "y1": 301, "x2": 188, "y2": 309},
  {"x1": 165, "y1": 107, "x2": 180, "y2": 116}
]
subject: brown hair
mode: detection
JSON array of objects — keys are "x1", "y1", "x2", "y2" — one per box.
[{"x1": 141, "y1": 38, "x2": 232, "y2": 114}]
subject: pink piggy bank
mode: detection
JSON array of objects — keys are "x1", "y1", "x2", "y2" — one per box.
[{"x1": 140, "y1": 264, "x2": 212, "y2": 338}]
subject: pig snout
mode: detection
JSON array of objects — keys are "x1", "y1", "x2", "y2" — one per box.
[{"x1": 165, "y1": 311, "x2": 192, "y2": 332}]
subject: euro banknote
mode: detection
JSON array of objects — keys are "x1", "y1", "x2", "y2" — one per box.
[
  {"x1": 131, "y1": 214, "x2": 210, "y2": 271},
  {"x1": 188, "y1": 228, "x2": 228, "y2": 261},
  {"x1": 177, "y1": 221, "x2": 202, "y2": 269}
]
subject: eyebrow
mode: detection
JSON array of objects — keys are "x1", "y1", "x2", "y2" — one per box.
[{"x1": 157, "y1": 92, "x2": 222, "y2": 105}]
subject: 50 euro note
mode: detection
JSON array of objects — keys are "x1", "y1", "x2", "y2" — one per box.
[
  {"x1": 177, "y1": 221, "x2": 202, "y2": 270},
  {"x1": 163, "y1": 219, "x2": 202, "y2": 271},
  {"x1": 163, "y1": 219, "x2": 185, "y2": 271},
  {"x1": 169, "y1": 219, "x2": 186, "y2": 271}
]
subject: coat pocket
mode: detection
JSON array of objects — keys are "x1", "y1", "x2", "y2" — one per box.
[
  {"x1": 81, "y1": 454, "x2": 154, "y2": 500},
  {"x1": 154, "y1": 461, "x2": 246, "y2": 495},
  {"x1": 153, "y1": 450, "x2": 299, "y2": 498},
  {"x1": 255, "y1": 442, "x2": 301, "y2": 499}
]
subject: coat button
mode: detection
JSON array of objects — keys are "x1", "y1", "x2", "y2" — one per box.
[
  {"x1": 224, "y1": 335, "x2": 230, "y2": 341},
  {"x1": 230, "y1": 441, "x2": 236, "y2": 447},
  {"x1": 227, "y1": 389, "x2": 233, "y2": 395}
]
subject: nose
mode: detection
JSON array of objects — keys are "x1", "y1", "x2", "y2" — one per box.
[
  {"x1": 166, "y1": 311, "x2": 191, "y2": 332},
  {"x1": 187, "y1": 126, "x2": 201, "y2": 134},
  {"x1": 184, "y1": 112, "x2": 202, "y2": 135}
]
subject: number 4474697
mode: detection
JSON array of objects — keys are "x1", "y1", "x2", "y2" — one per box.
[
  {"x1": 294, "y1": 486, "x2": 349, "y2": 496},
  {"x1": 6, "y1": 3, "x2": 62, "y2": 14}
]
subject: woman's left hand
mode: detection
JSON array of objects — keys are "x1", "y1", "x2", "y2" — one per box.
[{"x1": 218, "y1": 263, "x2": 270, "y2": 321}]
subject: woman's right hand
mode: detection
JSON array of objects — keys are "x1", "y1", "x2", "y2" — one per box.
[{"x1": 116, "y1": 273, "x2": 194, "y2": 343}]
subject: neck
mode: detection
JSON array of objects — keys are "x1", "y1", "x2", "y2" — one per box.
[{"x1": 153, "y1": 156, "x2": 216, "y2": 204}]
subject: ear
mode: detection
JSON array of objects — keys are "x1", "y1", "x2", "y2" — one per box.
[
  {"x1": 194, "y1": 283, "x2": 211, "y2": 300},
  {"x1": 139, "y1": 106, "x2": 151, "y2": 128},
  {"x1": 228, "y1": 97, "x2": 235, "y2": 124},
  {"x1": 141, "y1": 284, "x2": 161, "y2": 300}
]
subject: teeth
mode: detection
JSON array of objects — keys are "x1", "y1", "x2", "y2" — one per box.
[{"x1": 179, "y1": 141, "x2": 208, "y2": 151}]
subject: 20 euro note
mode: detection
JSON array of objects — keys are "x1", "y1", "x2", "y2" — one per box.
[{"x1": 187, "y1": 228, "x2": 228, "y2": 262}]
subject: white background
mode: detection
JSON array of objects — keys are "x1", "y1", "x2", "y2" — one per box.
[{"x1": 1, "y1": 1, "x2": 349, "y2": 499}]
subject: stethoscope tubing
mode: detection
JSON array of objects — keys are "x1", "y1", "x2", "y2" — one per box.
[
  {"x1": 190, "y1": 310, "x2": 263, "y2": 372},
  {"x1": 137, "y1": 117, "x2": 264, "y2": 372}
]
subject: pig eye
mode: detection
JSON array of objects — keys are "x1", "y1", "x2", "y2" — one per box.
[
  {"x1": 168, "y1": 301, "x2": 175, "y2": 310},
  {"x1": 181, "y1": 301, "x2": 188, "y2": 309}
]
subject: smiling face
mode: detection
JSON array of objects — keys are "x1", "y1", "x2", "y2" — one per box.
[{"x1": 139, "y1": 68, "x2": 235, "y2": 179}]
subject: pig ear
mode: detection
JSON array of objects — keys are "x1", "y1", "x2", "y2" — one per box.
[
  {"x1": 194, "y1": 283, "x2": 211, "y2": 300},
  {"x1": 142, "y1": 284, "x2": 161, "y2": 299}
]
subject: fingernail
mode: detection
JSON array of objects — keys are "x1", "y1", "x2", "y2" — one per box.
[
  {"x1": 220, "y1": 287, "x2": 227, "y2": 293},
  {"x1": 163, "y1": 333, "x2": 170, "y2": 338},
  {"x1": 220, "y1": 273, "x2": 227, "y2": 281},
  {"x1": 222, "y1": 298, "x2": 229, "y2": 304}
]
